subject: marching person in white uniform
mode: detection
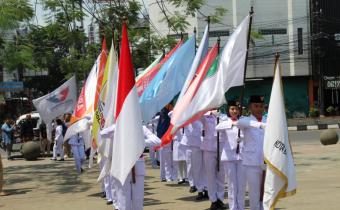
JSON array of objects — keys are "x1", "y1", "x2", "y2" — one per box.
[
  {"x1": 157, "y1": 107, "x2": 176, "y2": 182},
  {"x1": 216, "y1": 101, "x2": 244, "y2": 210},
  {"x1": 201, "y1": 111, "x2": 226, "y2": 210},
  {"x1": 51, "y1": 119, "x2": 64, "y2": 161},
  {"x1": 172, "y1": 128, "x2": 187, "y2": 184},
  {"x1": 180, "y1": 120, "x2": 207, "y2": 199},
  {"x1": 68, "y1": 133, "x2": 86, "y2": 173},
  {"x1": 101, "y1": 124, "x2": 161, "y2": 210},
  {"x1": 237, "y1": 95, "x2": 266, "y2": 210},
  {"x1": 147, "y1": 115, "x2": 159, "y2": 168}
]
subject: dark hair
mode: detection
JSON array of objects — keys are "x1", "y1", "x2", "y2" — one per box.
[{"x1": 56, "y1": 119, "x2": 63, "y2": 125}]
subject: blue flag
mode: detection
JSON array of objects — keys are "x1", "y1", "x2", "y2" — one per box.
[{"x1": 139, "y1": 36, "x2": 196, "y2": 122}]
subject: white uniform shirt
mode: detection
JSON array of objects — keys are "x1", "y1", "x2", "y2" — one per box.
[
  {"x1": 54, "y1": 125, "x2": 63, "y2": 143},
  {"x1": 216, "y1": 117, "x2": 243, "y2": 161},
  {"x1": 237, "y1": 115, "x2": 266, "y2": 166},
  {"x1": 180, "y1": 120, "x2": 202, "y2": 147},
  {"x1": 200, "y1": 114, "x2": 219, "y2": 152}
]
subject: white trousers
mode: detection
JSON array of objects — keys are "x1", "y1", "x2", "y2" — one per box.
[
  {"x1": 71, "y1": 145, "x2": 85, "y2": 173},
  {"x1": 186, "y1": 146, "x2": 204, "y2": 192},
  {"x1": 204, "y1": 150, "x2": 225, "y2": 202},
  {"x1": 53, "y1": 140, "x2": 64, "y2": 159},
  {"x1": 104, "y1": 174, "x2": 113, "y2": 202},
  {"x1": 160, "y1": 147, "x2": 177, "y2": 180},
  {"x1": 149, "y1": 147, "x2": 157, "y2": 167},
  {"x1": 117, "y1": 168, "x2": 144, "y2": 210},
  {"x1": 240, "y1": 165, "x2": 263, "y2": 210},
  {"x1": 175, "y1": 160, "x2": 187, "y2": 180},
  {"x1": 224, "y1": 160, "x2": 244, "y2": 210},
  {"x1": 110, "y1": 176, "x2": 119, "y2": 209}
]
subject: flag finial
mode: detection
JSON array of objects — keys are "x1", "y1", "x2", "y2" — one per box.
[{"x1": 250, "y1": 7, "x2": 254, "y2": 15}]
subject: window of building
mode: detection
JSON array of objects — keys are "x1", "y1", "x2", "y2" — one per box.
[
  {"x1": 209, "y1": 30, "x2": 230, "y2": 37},
  {"x1": 258, "y1": 28, "x2": 287, "y2": 35}
]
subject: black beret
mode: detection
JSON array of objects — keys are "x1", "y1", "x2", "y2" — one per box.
[
  {"x1": 249, "y1": 95, "x2": 264, "y2": 103},
  {"x1": 228, "y1": 100, "x2": 239, "y2": 107}
]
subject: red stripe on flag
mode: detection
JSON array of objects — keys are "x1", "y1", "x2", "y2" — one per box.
[
  {"x1": 115, "y1": 22, "x2": 135, "y2": 120},
  {"x1": 136, "y1": 40, "x2": 183, "y2": 96},
  {"x1": 94, "y1": 38, "x2": 108, "y2": 110}
]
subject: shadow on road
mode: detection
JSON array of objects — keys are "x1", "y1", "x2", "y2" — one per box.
[{"x1": 3, "y1": 160, "x2": 98, "y2": 195}]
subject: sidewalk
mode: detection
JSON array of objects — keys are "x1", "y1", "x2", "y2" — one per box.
[{"x1": 288, "y1": 116, "x2": 340, "y2": 131}]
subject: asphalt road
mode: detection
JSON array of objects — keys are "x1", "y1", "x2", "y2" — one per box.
[{"x1": 1, "y1": 129, "x2": 340, "y2": 210}]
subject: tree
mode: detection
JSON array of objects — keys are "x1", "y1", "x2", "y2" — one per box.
[{"x1": 0, "y1": 0, "x2": 34, "y2": 30}]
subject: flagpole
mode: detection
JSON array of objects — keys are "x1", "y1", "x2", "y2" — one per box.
[
  {"x1": 217, "y1": 36, "x2": 221, "y2": 172},
  {"x1": 238, "y1": 7, "x2": 254, "y2": 112},
  {"x1": 236, "y1": 7, "x2": 254, "y2": 153}
]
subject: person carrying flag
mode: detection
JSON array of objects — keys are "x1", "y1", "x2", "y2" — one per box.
[{"x1": 237, "y1": 95, "x2": 267, "y2": 210}]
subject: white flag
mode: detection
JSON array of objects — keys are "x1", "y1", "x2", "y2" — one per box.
[
  {"x1": 170, "y1": 15, "x2": 250, "y2": 132},
  {"x1": 263, "y1": 59, "x2": 296, "y2": 210},
  {"x1": 33, "y1": 76, "x2": 77, "y2": 124}
]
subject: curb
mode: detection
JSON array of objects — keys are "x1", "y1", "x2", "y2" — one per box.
[{"x1": 288, "y1": 124, "x2": 340, "y2": 131}]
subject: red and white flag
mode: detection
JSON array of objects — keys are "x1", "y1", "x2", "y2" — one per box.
[{"x1": 110, "y1": 22, "x2": 145, "y2": 185}]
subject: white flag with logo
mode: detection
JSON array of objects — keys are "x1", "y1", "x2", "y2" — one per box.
[
  {"x1": 263, "y1": 59, "x2": 296, "y2": 210},
  {"x1": 33, "y1": 76, "x2": 77, "y2": 124}
]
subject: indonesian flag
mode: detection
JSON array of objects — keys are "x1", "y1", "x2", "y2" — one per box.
[
  {"x1": 136, "y1": 40, "x2": 183, "y2": 96},
  {"x1": 92, "y1": 38, "x2": 108, "y2": 148},
  {"x1": 161, "y1": 15, "x2": 250, "y2": 147},
  {"x1": 110, "y1": 22, "x2": 145, "y2": 185},
  {"x1": 64, "y1": 57, "x2": 98, "y2": 143},
  {"x1": 263, "y1": 58, "x2": 296, "y2": 210}
]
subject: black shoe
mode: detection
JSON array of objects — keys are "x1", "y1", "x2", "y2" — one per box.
[
  {"x1": 210, "y1": 201, "x2": 220, "y2": 210},
  {"x1": 58, "y1": 158, "x2": 65, "y2": 161},
  {"x1": 101, "y1": 192, "x2": 106, "y2": 198},
  {"x1": 216, "y1": 199, "x2": 227, "y2": 209},
  {"x1": 196, "y1": 192, "x2": 204, "y2": 201},
  {"x1": 106, "y1": 201, "x2": 113, "y2": 205},
  {"x1": 203, "y1": 190, "x2": 209, "y2": 199},
  {"x1": 161, "y1": 179, "x2": 166, "y2": 182},
  {"x1": 189, "y1": 186, "x2": 197, "y2": 193},
  {"x1": 177, "y1": 179, "x2": 185, "y2": 184},
  {"x1": 80, "y1": 168, "x2": 84, "y2": 173}
]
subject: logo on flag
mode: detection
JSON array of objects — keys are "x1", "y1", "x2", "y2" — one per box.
[{"x1": 47, "y1": 87, "x2": 69, "y2": 103}]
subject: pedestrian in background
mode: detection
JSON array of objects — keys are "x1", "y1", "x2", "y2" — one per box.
[
  {"x1": 39, "y1": 122, "x2": 50, "y2": 157},
  {"x1": 20, "y1": 114, "x2": 34, "y2": 142},
  {"x1": 1, "y1": 118, "x2": 15, "y2": 160},
  {"x1": 51, "y1": 119, "x2": 64, "y2": 161}
]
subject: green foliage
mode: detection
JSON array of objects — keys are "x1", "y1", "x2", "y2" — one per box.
[
  {"x1": 309, "y1": 108, "x2": 319, "y2": 117},
  {"x1": 1, "y1": 41, "x2": 35, "y2": 72},
  {"x1": 161, "y1": 11, "x2": 190, "y2": 33},
  {"x1": 326, "y1": 106, "x2": 336, "y2": 115},
  {"x1": 0, "y1": 0, "x2": 34, "y2": 30}
]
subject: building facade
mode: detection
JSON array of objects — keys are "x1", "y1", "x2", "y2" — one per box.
[{"x1": 148, "y1": 0, "x2": 312, "y2": 117}]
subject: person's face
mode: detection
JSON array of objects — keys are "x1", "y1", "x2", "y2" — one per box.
[
  {"x1": 26, "y1": 115, "x2": 31, "y2": 120},
  {"x1": 229, "y1": 106, "x2": 239, "y2": 118},
  {"x1": 5, "y1": 119, "x2": 10, "y2": 124},
  {"x1": 249, "y1": 103, "x2": 264, "y2": 118}
]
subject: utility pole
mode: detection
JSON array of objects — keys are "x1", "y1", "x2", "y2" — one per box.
[{"x1": 314, "y1": 1, "x2": 325, "y2": 116}]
